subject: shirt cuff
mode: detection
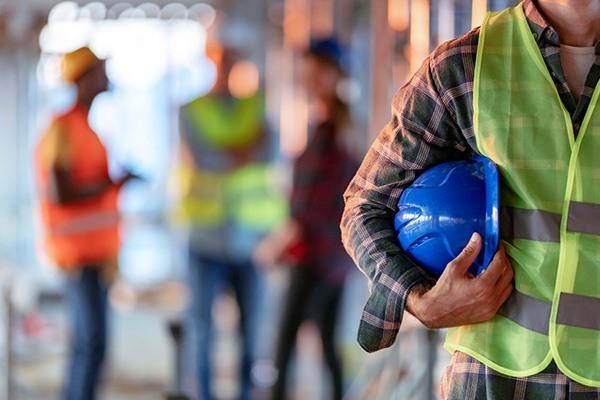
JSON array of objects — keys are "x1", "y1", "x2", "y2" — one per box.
[{"x1": 357, "y1": 264, "x2": 434, "y2": 352}]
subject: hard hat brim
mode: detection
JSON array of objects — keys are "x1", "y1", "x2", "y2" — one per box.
[{"x1": 476, "y1": 155, "x2": 500, "y2": 273}]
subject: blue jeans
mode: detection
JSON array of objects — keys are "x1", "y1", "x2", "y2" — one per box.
[
  {"x1": 189, "y1": 250, "x2": 260, "y2": 400},
  {"x1": 64, "y1": 267, "x2": 109, "y2": 400}
]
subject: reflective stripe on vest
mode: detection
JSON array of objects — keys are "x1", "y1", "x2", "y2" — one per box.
[
  {"x1": 178, "y1": 163, "x2": 288, "y2": 230},
  {"x1": 499, "y1": 291, "x2": 600, "y2": 334},
  {"x1": 444, "y1": 3, "x2": 600, "y2": 386},
  {"x1": 225, "y1": 165, "x2": 288, "y2": 230},
  {"x1": 498, "y1": 291, "x2": 551, "y2": 335},
  {"x1": 49, "y1": 211, "x2": 120, "y2": 236},
  {"x1": 556, "y1": 293, "x2": 600, "y2": 331},
  {"x1": 501, "y1": 207, "x2": 561, "y2": 242},
  {"x1": 178, "y1": 166, "x2": 226, "y2": 226},
  {"x1": 501, "y1": 204, "x2": 600, "y2": 242},
  {"x1": 567, "y1": 202, "x2": 600, "y2": 235}
]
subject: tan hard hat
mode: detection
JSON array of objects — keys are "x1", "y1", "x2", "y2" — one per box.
[{"x1": 60, "y1": 47, "x2": 101, "y2": 83}]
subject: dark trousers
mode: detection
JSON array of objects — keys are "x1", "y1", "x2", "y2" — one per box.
[
  {"x1": 64, "y1": 267, "x2": 109, "y2": 400},
  {"x1": 272, "y1": 266, "x2": 344, "y2": 400},
  {"x1": 189, "y1": 249, "x2": 260, "y2": 400}
]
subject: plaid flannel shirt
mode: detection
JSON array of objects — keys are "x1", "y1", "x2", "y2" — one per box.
[
  {"x1": 291, "y1": 120, "x2": 358, "y2": 284},
  {"x1": 341, "y1": 0, "x2": 600, "y2": 353},
  {"x1": 441, "y1": 352, "x2": 600, "y2": 399}
]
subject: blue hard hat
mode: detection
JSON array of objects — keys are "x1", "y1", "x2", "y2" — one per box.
[
  {"x1": 307, "y1": 37, "x2": 348, "y2": 73},
  {"x1": 394, "y1": 156, "x2": 499, "y2": 277}
]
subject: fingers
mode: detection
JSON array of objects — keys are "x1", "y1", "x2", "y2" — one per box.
[
  {"x1": 448, "y1": 232, "x2": 482, "y2": 276},
  {"x1": 496, "y1": 280, "x2": 513, "y2": 308},
  {"x1": 494, "y1": 259, "x2": 514, "y2": 291},
  {"x1": 476, "y1": 245, "x2": 514, "y2": 316},
  {"x1": 478, "y1": 244, "x2": 510, "y2": 285}
]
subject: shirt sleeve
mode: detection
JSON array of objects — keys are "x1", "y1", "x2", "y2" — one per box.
[{"x1": 340, "y1": 55, "x2": 470, "y2": 352}]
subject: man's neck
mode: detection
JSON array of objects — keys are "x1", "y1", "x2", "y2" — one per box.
[
  {"x1": 536, "y1": 0, "x2": 600, "y2": 47},
  {"x1": 76, "y1": 93, "x2": 94, "y2": 112}
]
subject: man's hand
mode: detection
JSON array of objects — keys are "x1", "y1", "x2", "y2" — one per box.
[
  {"x1": 253, "y1": 220, "x2": 303, "y2": 269},
  {"x1": 406, "y1": 232, "x2": 514, "y2": 329}
]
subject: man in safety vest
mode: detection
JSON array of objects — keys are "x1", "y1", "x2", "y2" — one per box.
[
  {"x1": 341, "y1": 0, "x2": 600, "y2": 398},
  {"x1": 178, "y1": 44, "x2": 286, "y2": 400},
  {"x1": 35, "y1": 47, "x2": 137, "y2": 400}
]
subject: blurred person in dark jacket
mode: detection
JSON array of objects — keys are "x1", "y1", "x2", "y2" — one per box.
[{"x1": 254, "y1": 38, "x2": 358, "y2": 400}]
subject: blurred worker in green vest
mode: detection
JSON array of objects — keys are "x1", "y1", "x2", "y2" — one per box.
[{"x1": 177, "y1": 42, "x2": 287, "y2": 400}]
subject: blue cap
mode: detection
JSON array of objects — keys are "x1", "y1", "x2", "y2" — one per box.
[
  {"x1": 307, "y1": 37, "x2": 348, "y2": 73},
  {"x1": 394, "y1": 156, "x2": 499, "y2": 277}
]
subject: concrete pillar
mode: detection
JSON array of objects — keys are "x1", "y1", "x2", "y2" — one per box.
[{"x1": 369, "y1": 0, "x2": 395, "y2": 140}]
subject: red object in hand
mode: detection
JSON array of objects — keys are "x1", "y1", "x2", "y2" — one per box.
[{"x1": 282, "y1": 240, "x2": 308, "y2": 264}]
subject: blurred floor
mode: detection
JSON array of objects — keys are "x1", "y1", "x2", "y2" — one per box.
[
  {"x1": 5, "y1": 272, "x2": 370, "y2": 400},
  {"x1": 10, "y1": 305, "x2": 171, "y2": 400}
]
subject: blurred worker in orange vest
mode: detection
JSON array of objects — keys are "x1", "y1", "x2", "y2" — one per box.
[{"x1": 35, "y1": 47, "x2": 138, "y2": 400}]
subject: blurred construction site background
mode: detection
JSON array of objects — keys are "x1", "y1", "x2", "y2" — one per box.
[{"x1": 0, "y1": 0, "x2": 516, "y2": 399}]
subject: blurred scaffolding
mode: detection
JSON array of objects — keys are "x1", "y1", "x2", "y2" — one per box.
[{"x1": 0, "y1": 0, "x2": 517, "y2": 399}]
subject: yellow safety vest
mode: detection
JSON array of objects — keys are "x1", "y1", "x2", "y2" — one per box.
[
  {"x1": 445, "y1": 3, "x2": 600, "y2": 386},
  {"x1": 178, "y1": 93, "x2": 287, "y2": 231},
  {"x1": 186, "y1": 93, "x2": 262, "y2": 149}
]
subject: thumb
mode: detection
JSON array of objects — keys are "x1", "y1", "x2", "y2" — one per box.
[{"x1": 449, "y1": 232, "x2": 482, "y2": 276}]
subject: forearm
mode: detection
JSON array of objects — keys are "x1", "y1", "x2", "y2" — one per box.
[
  {"x1": 341, "y1": 194, "x2": 435, "y2": 351},
  {"x1": 49, "y1": 168, "x2": 116, "y2": 204},
  {"x1": 405, "y1": 283, "x2": 431, "y2": 320},
  {"x1": 341, "y1": 53, "x2": 473, "y2": 351},
  {"x1": 341, "y1": 197, "x2": 429, "y2": 284}
]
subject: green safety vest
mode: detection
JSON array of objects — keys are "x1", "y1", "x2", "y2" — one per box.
[
  {"x1": 178, "y1": 93, "x2": 287, "y2": 231},
  {"x1": 445, "y1": 4, "x2": 600, "y2": 386},
  {"x1": 187, "y1": 93, "x2": 263, "y2": 149}
]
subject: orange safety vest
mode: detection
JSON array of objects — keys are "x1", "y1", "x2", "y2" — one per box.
[{"x1": 35, "y1": 105, "x2": 120, "y2": 269}]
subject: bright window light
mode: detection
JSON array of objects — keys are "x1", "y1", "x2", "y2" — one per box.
[
  {"x1": 39, "y1": 20, "x2": 93, "y2": 53},
  {"x1": 79, "y1": 2, "x2": 107, "y2": 21},
  {"x1": 48, "y1": 1, "x2": 79, "y2": 23},
  {"x1": 39, "y1": 7, "x2": 211, "y2": 90},
  {"x1": 107, "y1": 2, "x2": 133, "y2": 19},
  {"x1": 161, "y1": 3, "x2": 187, "y2": 19},
  {"x1": 105, "y1": 20, "x2": 169, "y2": 87},
  {"x1": 119, "y1": 8, "x2": 147, "y2": 19},
  {"x1": 188, "y1": 3, "x2": 217, "y2": 28},
  {"x1": 168, "y1": 20, "x2": 205, "y2": 65},
  {"x1": 138, "y1": 3, "x2": 162, "y2": 19}
]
